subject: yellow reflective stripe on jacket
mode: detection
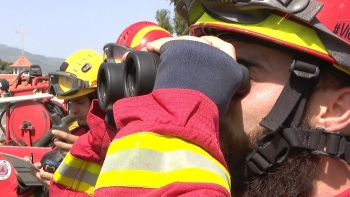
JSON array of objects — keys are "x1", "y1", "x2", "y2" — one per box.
[
  {"x1": 96, "y1": 132, "x2": 231, "y2": 192},
  {"x1": 53, "y1": 152, "x2": 101, "y2": 195}
]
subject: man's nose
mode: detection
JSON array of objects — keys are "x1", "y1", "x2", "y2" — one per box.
[{"x1": 70, "y1": 107, "x2": 78, "y2": 114}]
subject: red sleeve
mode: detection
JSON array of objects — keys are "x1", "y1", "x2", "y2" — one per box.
[
  {"x1": 70, "y1": 99, "x2": 117, "y2": 164},
  {"x1": 93, "y1": 89, "x2": 230, "y2": 197},
  {"x1": 50, "y1": 100, "x2": 117, "y2": 197},
  {"x1": 115, "y1": 89, "x2": 226, "y2": 165},
  {"x1": 336, "y1": 188, "x2": 350, "y2": 197}
]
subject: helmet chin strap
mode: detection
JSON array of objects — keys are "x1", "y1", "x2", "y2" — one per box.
[{"x1": 243, "y1": 57, "x2": 350, "y2": 179}]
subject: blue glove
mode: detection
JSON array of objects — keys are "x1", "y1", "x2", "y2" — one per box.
[{"x1": 154, "y1": 40, "x2": 243, "y2": 118}]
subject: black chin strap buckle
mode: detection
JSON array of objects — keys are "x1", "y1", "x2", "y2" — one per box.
[
  {"x1": 290, "y1": 60, "x2": 320, "y2": 79},
  {"x1": 311, "y1": 128, "x2": 347, "y2": 159},
  {"x1": 245, "y1": 131, "x2": 290, "y2": 175}
]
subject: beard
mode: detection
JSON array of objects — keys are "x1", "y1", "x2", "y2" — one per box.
[{"x1": 219, "y1": 111, "x2": 320, "y2": 197}]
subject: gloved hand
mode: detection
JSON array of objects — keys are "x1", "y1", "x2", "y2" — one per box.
[{"x1": 151, "y1": 36, "x2": 243, "y2": 118}]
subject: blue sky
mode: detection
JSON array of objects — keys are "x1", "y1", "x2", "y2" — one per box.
[{"x1": 0, "y1": 0, "x2": 174, "y2": 59}]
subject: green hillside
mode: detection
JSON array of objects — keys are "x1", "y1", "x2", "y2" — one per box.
[{"x1": 0, "y1": 44, "x2": 64, "y2": 74}]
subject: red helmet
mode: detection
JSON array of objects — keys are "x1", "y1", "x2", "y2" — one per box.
[
  {"x1": 176, "y1": 0, "x2": 350, "y2": 74},
  {"x1": 116, "y1": 21, "x2": 173, "y2": 50}
]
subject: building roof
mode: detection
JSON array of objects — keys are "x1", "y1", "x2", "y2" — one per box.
[{"x1": 10, "y1": 56, "x2": 32, "y2": 67}]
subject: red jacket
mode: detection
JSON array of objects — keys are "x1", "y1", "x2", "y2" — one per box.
[
  {"x1": 51, "y1": 89, "x2": 231, "y2": 197},
  {"x1": 50, "y1": 100, "x2": 117, "y2": 197}
]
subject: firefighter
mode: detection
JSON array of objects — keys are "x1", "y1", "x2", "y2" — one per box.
[
  {"x1": 16, "y1": 49, "x2": 105, "y2": 197},
  {"x1": 57, "y1": 0, "x2": 350, "y2": 196},
  {"x1": 100, "y1": 1, "x2": 350, "y2": 197},
  {"x1": 170, "y1": 0, "x2": 350, "y2": 196},
  {"x1": 49, "y1": 21, "x2": 173, "y2": 197}
]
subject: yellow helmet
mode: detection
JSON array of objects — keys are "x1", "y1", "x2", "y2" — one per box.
[{"x1": 49, "y1": 49, "x2": 103, "y2": 100}]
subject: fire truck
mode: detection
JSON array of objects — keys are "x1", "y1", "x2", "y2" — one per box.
[{"x1": 0, "y1": 65, "x2": 70, "y2": 196}]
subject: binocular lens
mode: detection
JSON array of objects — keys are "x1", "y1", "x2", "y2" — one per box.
[
  {"x1": 97, "y1": 62, "x2": 124, "y2": 109},
  {"x1": 97, "y1": 73, "x2": 106, "y2": 104},
  {"x1": 124, "y1": 60, "x2": 137, "y2": 97},
  {"x1": 122, "y1": 51, "x2": 159, "y2": 98}
]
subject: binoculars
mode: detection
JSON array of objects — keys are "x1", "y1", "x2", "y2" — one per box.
[
  {"x1": 97, "y1": 43, "x2": 250, "y2": 110},
  {"x1": 97, "y1": 43, "x2": 160, "y2": 109}
]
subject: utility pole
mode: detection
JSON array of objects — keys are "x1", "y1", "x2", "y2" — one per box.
[{"x1": 15, "y1": 25, "x2": 30, "y2": 56}]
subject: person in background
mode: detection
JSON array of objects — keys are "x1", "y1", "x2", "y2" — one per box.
[{"x1": 16, "y1": 49, "x2": 104, "y2": 197}]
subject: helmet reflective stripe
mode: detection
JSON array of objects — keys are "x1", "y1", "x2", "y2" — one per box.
[
  {"x1": 193, "y1": 12, "x2": 331, "y2": 62},
  {"x1": 95, "y1": 132, "x2": 231, "y2": 192},
  {"x1": 117, "y1": 21, "x2": 173, "y2": 50},
  {"x1": 131, "y1": 26, "x2": 172, "y2": 49},
  {"x1": 333, "y1": 64, "x2": 350, "y2": 75},
  {"x1": 53, "y1": 153, "x2": 101, "y2": 195}
]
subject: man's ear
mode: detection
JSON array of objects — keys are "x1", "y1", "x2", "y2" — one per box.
[{"x1": 318, "y1": 87, "x2": 350, "y2": 133}]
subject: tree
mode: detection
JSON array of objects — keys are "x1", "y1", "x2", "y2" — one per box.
[
  {"x1": 0, "y1": 59, "x2": 13, "y2": 74},
  {"x1": 173, "y1": 11, "x2": 189, "y2": 36},
  {"x1": 155, "y1": 0, "x2": 189, "y2": 36},
  {"x1": 156, "y1": 9, "x2": 174, "y2": 35}
]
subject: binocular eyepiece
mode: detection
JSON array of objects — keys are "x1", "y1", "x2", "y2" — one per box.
[
  {"x1": 97, "y1": 50, "x2": 160, "y2": 109},
  {"x1": 97, "y1": 45, "x2": 250, "y2": 110}
]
